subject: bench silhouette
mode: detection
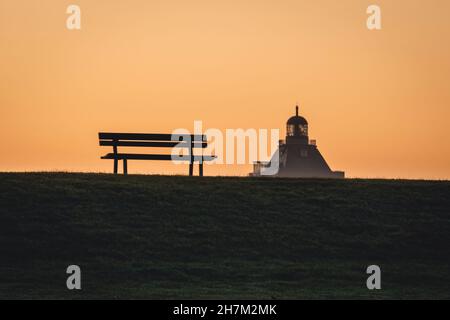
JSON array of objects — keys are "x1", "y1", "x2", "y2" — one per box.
[{"x1": 98, "y1": 132, "x2": 215, "y2": 176}]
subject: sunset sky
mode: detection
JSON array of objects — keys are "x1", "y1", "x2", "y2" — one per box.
[{"x1": 1, "y1": 0, "x2": 449, "y2": 179}]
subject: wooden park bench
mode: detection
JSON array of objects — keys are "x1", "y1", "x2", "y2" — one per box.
[{"x1": 98, "y1": 132, "x2": 215, "y2": 176}]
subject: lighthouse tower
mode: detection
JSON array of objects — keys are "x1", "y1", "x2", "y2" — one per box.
[{"x1": 251, "y1": 105, "x2": 344, "y2": 178}]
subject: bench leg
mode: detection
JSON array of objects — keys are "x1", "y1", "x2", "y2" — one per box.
[
  {"x1": 199, "y1": 162, "x2": 203, "y2": 177},
  {"x1": 189, "y1": 162, "x2": 193, "y2": 176},
  {"x1": 123, "y1": 159, "x2": 128, "y2": 175},
  {"x1": 114, "y1": 158, "x2": 118, "y2": 174}
]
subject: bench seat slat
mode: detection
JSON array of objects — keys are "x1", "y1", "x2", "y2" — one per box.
[
  {"x1": 101, "y1": 153, "x2": 216, "y2": 161},
  {"x1": 99, "y1": 140, "x2": 207, "y2": 148}
]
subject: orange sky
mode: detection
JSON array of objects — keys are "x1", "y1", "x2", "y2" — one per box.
[{"x1": 1, "y1": 0, "x2": 449, "y2": 179}]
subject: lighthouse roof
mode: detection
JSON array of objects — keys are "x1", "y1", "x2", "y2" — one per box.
[{"x1": 287, "y1": 105, "x2": 308, "y2": 125}]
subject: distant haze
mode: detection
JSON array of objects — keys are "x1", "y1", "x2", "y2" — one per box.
[{"x1": 1, "y1": 0, "x2": 449, "y2": 179}]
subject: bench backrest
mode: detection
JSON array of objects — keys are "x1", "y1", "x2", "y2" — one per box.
[{"x1": 98, "y1": 132, "x2": 207, "y2": 148}]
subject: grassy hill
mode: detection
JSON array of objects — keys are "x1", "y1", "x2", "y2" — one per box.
[{"x1": 0, "y1": 173, "x2": 449, "y2": 299}]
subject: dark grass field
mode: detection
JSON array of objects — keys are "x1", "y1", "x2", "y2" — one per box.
[{"x1": 0, "y1": 172, "x2": 449, "y2": 299}]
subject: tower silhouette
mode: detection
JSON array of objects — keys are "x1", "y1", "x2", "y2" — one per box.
[{"x1": 251, "y1": 106, "x2": 344, "y2": 178}]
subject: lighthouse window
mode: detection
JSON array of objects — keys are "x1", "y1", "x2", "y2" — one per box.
[
  {"x1": 299, "y1": 125, "x2": 308, "y2": 136},
  {"x1": 287, "y1": 124, "x2": 308, "y2": 137},
  {"x1": 287, "y1": 124, "x2": 295, "y2": 136}
]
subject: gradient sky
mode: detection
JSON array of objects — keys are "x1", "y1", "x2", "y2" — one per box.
[{"x1": 1, "y1": 0, "x2": 449, "y2": 179}]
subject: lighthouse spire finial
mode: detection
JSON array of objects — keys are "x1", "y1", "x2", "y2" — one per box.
[{"x1": 295, "y1": 104, "x2": 299, "y2": 116}]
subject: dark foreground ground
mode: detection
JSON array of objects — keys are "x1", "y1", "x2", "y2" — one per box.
[{"x1": 0, "y1": 173, "x2": 449, "y2": 299}]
